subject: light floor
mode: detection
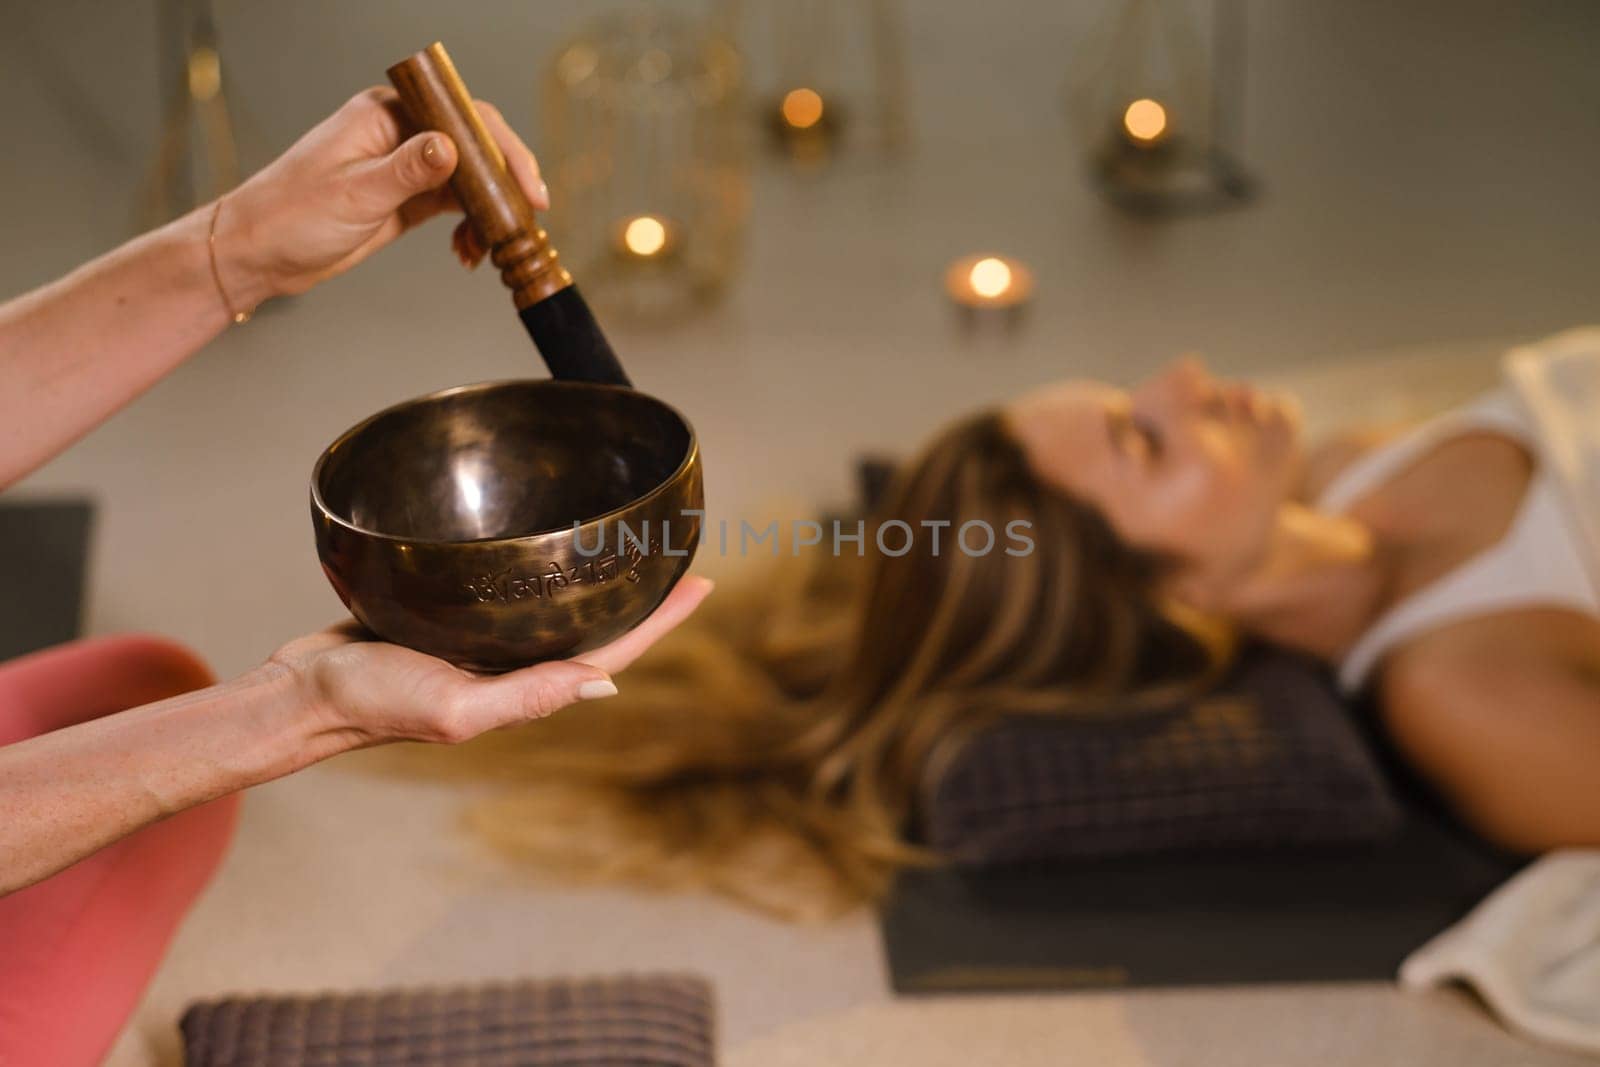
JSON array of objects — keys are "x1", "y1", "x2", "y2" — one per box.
[
  {"x1": 105, "y1": 728, "x2": 1598, "y2": 1067},
  {"x1": 4, "y1": 0, "x2": 1599, "y2": 1063}
]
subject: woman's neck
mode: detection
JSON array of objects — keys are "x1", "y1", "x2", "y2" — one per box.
[{"x1": 1203, "y1": 503, "x2": 1393, "y2": 663}]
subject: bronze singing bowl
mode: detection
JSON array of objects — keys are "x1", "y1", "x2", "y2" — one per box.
[{"x1": 311, "y1": 380, "x2": 702, "y2": 672}]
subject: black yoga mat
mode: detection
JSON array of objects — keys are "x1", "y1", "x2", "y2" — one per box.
[
  {"x1": 880, "y1": 806, "x2": 1522, "y2": 993},
  {"x1": 0, "y1": 497, "x2": 93, "y2": 660}
]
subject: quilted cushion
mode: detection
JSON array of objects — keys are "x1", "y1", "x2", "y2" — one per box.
[
  {"x1": 180, "y1": 973, "x2": 715, "y2": 1067},
  {"x1": 922, "y1": 647, "x2": 1405, "y2": 866}
]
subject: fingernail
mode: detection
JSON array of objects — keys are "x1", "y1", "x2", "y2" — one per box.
[
  {"x1": 423, "y1": 135, "x2": 446, "y2": 168},
  {"x1": 536, "y1": 179, "x2": 550, "y2": 206},
  {"x1": 577, "y1": 678, "x2": 618, "y2": 701}
]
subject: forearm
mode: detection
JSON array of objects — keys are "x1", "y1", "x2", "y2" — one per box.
[
  {"x1": 0, "y1": 662, "x2": 350, "y2": 894},
  {"x1": 0, "y1": 202, "x2": 271, "y2": 488}
]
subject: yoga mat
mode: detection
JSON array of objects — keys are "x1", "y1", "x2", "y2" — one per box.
[
  {"x1": 0, "y1": 497, "x2": 93, "y2": 659},
  {"x1": 880, "y1": 808, "x2": 1522, "y2": 993}
]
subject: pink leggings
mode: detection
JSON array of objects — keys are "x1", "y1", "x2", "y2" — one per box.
[{"x1": 0, "y1": 636, "x2": 240, "y2": 1067}]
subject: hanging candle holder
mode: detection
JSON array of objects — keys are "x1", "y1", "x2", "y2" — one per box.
[
  {"x1": 1066, "y1": 0, "x2": 1256, "y2": 215},
  {"x1": 138, "y1": 0, "x2": 251, "y2": 228},
  {"x1": 543, "y1": 10, "x2": 750, "y2": 320},
  {"x1": 734, "y1": 0, "x2": 911, "y2": 165}
]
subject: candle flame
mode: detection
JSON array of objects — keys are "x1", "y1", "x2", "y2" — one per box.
[
  {"x1": 623, "y1": 215, "x2": 668, "y2": 257},
  {"x1": 1122, "y1": 98, "x2": 1168, "y2": 143},
  {"x1": 781, "y1": 88, "x2": 825, "y2": 130},
  {"x1": 969, "y1": 257, "x2": 1013, "y2": 299}
]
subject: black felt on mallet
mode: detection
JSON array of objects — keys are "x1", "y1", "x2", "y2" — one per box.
[{"x1": 515, "y1": 283, "x2": 630, "y2": 387}]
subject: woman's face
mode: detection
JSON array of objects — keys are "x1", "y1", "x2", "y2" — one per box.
[{"x1": 1002, "y1": 357, "x2": 1303, "y2": 579}]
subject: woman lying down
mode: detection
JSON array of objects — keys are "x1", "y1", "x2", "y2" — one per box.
[{"x1": 420, "y1": 327, "x2": 1600, "y2": 920}]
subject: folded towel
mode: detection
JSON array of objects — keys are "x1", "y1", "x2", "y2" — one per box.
[{"x1": 1400, "y1": 850, "x2": 1600, "y2": 1056}]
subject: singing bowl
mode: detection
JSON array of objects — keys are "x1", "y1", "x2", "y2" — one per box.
[{"x1": 311, "y1": 380, "x2": 702, "y2": 672}]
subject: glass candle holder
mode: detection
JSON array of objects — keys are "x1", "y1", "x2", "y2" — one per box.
[
  {"x1": 543, "y1": 11, "x2": 750, "y2": 320},
  {"x1": 736, "y1": 0, "x2": 911, "y2": 164},
  {"x1": 1066, "y1": 0, "x2": 1255, "y2": 215}
]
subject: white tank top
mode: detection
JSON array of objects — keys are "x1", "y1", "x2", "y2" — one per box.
[{"x1": 1316, "y1": 388, "x2": 1600, "y2": 693}]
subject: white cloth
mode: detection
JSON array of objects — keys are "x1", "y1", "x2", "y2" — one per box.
[
  {"x1": 1317, "y1": 326, "x2": 1600, "y2": 693},
  {"x1": 1400, "y1": 850, "x2": 1600, "y2": 1057},
  {"x1": 1505, "y1": 326, "x2": 1600, "y2": 597}
]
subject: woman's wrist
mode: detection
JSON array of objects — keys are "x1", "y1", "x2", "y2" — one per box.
[
  {"x1": 244, "y1": 657, "x2": 372, "y2": 772},
  {"x1": 153, "y1": 198, "x2": 277, "y2": 329},
  {"x1": 138, "y1": 658, "x2": 362, "y2": 814},
  {"x1": 204, "y1": 182, "x2": 282, "y2": 317},
  {"x1": 264, "y1": 640, "x2": 403, "y2": 752},
  {"x1": 200, "y1": 661, "x2": 351, "y2": 802}
]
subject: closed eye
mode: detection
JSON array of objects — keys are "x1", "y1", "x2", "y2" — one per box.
[
  {"x1": 1108, "y1": 409, "x2": 1163, "y2": 462},
  {"x1": 1131, "y1": 414, "x2": 1164, "y2": 458}
]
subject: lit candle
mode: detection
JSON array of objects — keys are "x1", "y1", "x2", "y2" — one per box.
[
  {"x1": 769, "y1": 86, "x2": 839, "y2": 157},
  {"x1": 613, "y1": 214, "x2": 679, "y2": 262},
  {"x1": 944, "y1": 253, "x2": 1035, "y2": 312},
  {"x1": 781, "y1": 87, "x2": 825, "y2": 131},
  {"x1": 1121, "y1": 97, "x2": 1170, "y2": 147}
]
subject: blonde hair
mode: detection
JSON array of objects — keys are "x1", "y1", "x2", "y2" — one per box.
[{"x1": 409, "y1": 411, "x2": 1232, "y2": 920}]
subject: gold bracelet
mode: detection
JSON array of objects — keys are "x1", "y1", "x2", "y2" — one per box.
[{"x1": 207, "y1": 196, "x2": 253, "y2": 325}]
